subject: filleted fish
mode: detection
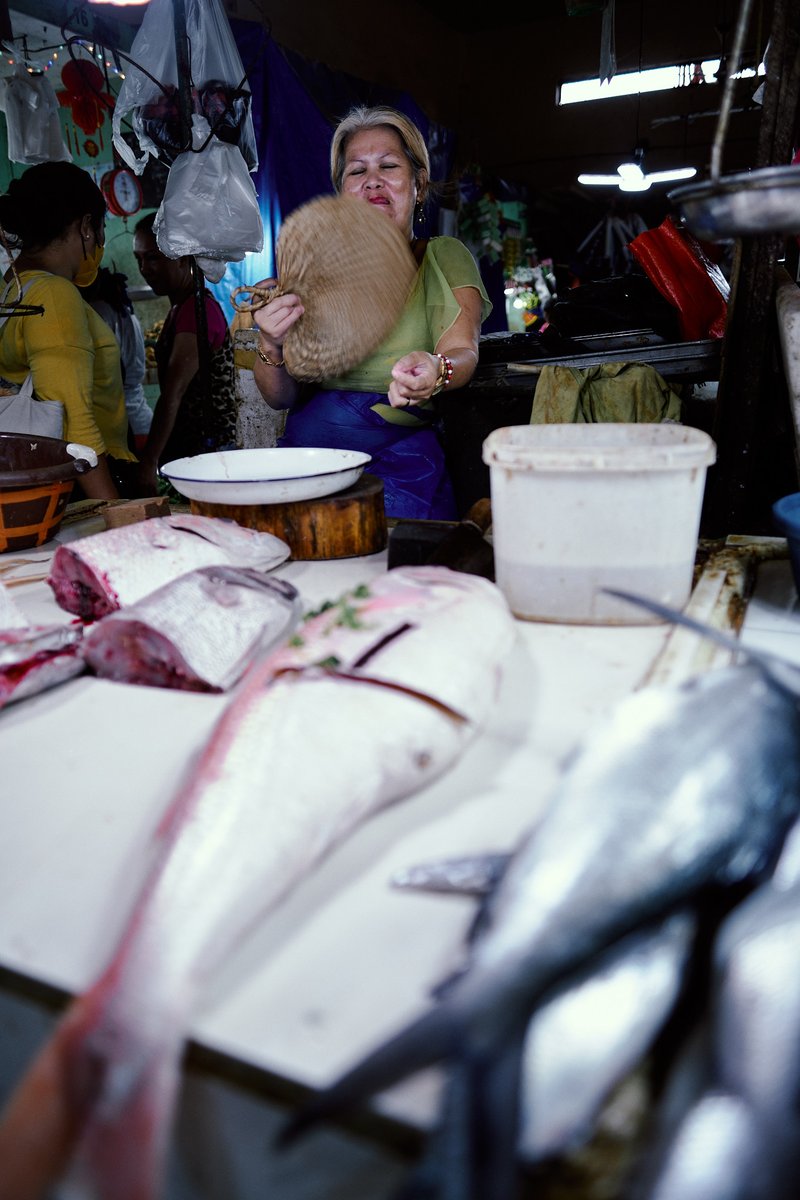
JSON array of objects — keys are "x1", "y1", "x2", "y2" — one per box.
[
  {"x1": 0, "y1": 565, "x2": 516, "y2": 1200},
  {"x1": 82, "y1": 566, "x2": 301, "y2": 691},
  {"x1": 47, "y1": 514, "x2": 290, "y2": 621}
]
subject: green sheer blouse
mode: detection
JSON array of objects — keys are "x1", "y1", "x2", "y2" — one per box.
[{"x1": 323, "y1": 237, "x2": 491, "y2": 425}]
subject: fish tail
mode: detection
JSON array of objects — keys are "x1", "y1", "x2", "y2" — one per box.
[
  {"x1": 0, "y1": 980, "x2": 182, "y2": 1200},
  {"x1": 280, "y1": 1006, "x2": 464, "y2": 1147},
  {"x1": 65, "y1": 1041, "x2": 182, "y2": 1200},
  {"x1": 0, "y1": 991, "x2": 102, "y2": 1200},
  {"x1": 465, "y1": 1020, "x2": 529, "y2": 1200},
  {"x1": 388, "y1": 1018, "x2": 529, "y2": 1200}
]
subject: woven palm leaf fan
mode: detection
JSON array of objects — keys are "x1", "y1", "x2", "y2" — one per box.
[{"x1": 232, "y1": 194, "x2": 418, "y2": 382}]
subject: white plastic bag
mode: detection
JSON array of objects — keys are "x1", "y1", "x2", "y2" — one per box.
[
  {"x1": 0, "y1": 373, "x2": 65, "y2": 439},
  {"x1": 153, "y1": 115, "x2": 263, "y2": 279},
  {"x1": 112, "y1": 0, "x2": 257, "y2": 176},
  {"x1": 0, "y1": 279, "x2": 64, "y2": 437}
]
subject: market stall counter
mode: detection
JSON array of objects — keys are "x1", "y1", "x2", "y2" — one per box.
[{"x1": 0, "y1": 508, "x2": 769, "y2": 1196}]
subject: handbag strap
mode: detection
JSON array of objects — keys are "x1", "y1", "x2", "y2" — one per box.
[{"x1": 0, "y1": 272, "x2": 42, "y2": 333}]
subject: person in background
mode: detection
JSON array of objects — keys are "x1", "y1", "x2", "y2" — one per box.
[
  {"x1": 132, "y1": 213, "x2": 236, "y2": 495},
  {"x1": 80, "y1": 266, "x2": 152, "y2": 454},
  {"x1": 0, "y1": 162, "x2": 135, "y2": 500},
  {"x1": 251, "y1": 104, "x2": 491, "y2": 520}
]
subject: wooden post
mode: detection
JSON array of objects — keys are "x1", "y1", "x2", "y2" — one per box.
[{"x1": 702, "y1": 0, "x2": 800, "y2": 535}]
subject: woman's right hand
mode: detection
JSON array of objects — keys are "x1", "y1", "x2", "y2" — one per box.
[{"x1": 252, "y1": 278, "x2": 304, "y2": 356}]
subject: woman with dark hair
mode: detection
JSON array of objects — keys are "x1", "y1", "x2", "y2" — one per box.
[
  {"x1": 80, "y1": 266, "x2": 152, "y2": 453},
  {"x1": 132, "y1": 212, "x2": 235, "y2": 494},
  {"x1": 0, "y1": 161, "x2": 135, "y2": 499},
  {"x1": 251, "y1": 104, "x2": 491, "y2": 520}
]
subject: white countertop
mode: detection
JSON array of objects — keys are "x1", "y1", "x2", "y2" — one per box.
[{"x1": 1, "y1": 519, "x2": 764, "y2": 1132}]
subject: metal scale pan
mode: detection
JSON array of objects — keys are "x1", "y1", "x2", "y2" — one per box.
[{"x1": 669, "y1": 0, "x2": 800, "y2": 240}]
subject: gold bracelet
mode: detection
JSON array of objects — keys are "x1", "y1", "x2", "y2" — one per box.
[
  {"x1": 431, "y1": 353, "x2": 454, "y2": 396},
  {"x1": 256, "y1": 346, "x2": 285, "y2": 367}
]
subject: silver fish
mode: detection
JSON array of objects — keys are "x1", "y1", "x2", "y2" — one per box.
[
  {"x1": 48, "y1": 514, "x2": 290, "y2": 621},
  {"x1": 82, "y1": 566, "x2": 300, "y2": 691},
  {"x1": 636, "y1": 1092, "x2": 764, "y2": 1200},
  {"x1": 0, "y1": 566, "x2": 516, "y2": 1200},
  {"x1": 287, "y1": 655, "x2": 800, "y2": 1200},
  {"x1": 634, "y1": 873, "x2": 800, "y2": 1200},
  {"x1": 519, "y1": 910, "x2": 695, "y2": 1161},
  {"x1": 392, "y1": 864, "x2": 696, "y2": 1162}
]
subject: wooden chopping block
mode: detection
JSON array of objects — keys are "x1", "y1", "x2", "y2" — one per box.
[
  {"x1": 103, "y1": 496, "x2": 171, "y2": 529},
  {"x1": 189, "y1": 474, "x2": 387, "y2": 560}
]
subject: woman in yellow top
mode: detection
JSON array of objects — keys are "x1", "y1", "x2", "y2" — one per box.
[
  {"x1": 0, "y1": 162, "x2": 135, "y2": 500},
  {"x1": 252, "y1": 105, "x2": 491, "y2": 520}
]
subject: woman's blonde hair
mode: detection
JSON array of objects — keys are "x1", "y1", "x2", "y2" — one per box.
[{"x1": 330, "y1": 105, "x2": 430, "y2": 202}]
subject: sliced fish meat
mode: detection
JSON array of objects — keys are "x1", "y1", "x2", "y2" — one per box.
[
  {"x1": 48, "y1": 514, "x2": 290, "y2": 621},
  {"x1": 82, "y1": 567, "x2": 301, "y2": 692},
  {"x1": 0, "y1": 581, "x2": 84, "y2": 709}
]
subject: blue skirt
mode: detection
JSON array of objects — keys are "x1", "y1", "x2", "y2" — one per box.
[{"x1": 280, "y1": 389, "x2": 457, "y2": 520}]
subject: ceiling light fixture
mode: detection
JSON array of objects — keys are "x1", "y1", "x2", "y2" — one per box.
[{"x1": 578, "y1": 147, "x2": 697, "y2": 192}]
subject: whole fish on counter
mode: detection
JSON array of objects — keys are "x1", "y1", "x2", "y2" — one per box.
[
  {"x1": 0, "y1": 581, "x2": 84, "y2": 709},
  {"x1": 393, "y1": 853, "x2": 697, "y2": 1161},
  {"x1": 82, "y1": 567, "x2": 301, "y2": 692},
  {"x1": 631, "y1": 820, "x2": 800, "y2": 1200},
  {"x1": 48, "y1": 514, "x2": 291, "y2": 621},
  {"x1": 285, "y1": 652, "x2": 800, "y2": 1200},
  {"x1": 0, "y1": 565, "x2": 515, "y2": 1200}
]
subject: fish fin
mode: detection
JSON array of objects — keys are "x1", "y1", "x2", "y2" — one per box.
[
  {"x1": 605, "y1": 589, "x2": 800, "y2": 694},
  {"x1": 0, "y1": 981, "x2": 182, "y2": 1200},
  {"x1": 390, "y1": 853, "x2": 510, "y2": 898},
  {"x1": 279, "y1": 1006, "x2": 462, "y2": 1147}
]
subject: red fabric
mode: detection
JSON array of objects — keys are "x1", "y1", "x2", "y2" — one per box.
[
  {"x1": 629, "y1": 216, "x2": 730, "y2": 341},
  {"x1": 172, "y1": 294, "x2": 227, "y2": 350}
]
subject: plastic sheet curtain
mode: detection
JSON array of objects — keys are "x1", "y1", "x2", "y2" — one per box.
[{"x1": 209, "y1": 26, "x2": 455, "y2": 321}]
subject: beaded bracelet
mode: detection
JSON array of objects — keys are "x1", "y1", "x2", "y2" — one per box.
[
  {"x1": 256, "y1": 345, "x2": 285, "y2": 368},
  {"x1": 431, "y1": 353, "x2": 454, "y2": 396}
]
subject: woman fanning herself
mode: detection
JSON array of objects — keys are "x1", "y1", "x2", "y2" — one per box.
[
  {"x1": 133, "y1": 213, "x2": 235, "y2": 496},
  {"x1": 0, "y1": 162, "x2": 135, "y2": 500},
  {"x1": 252, "y1": 105, "x2": 491, "y2": 520}
]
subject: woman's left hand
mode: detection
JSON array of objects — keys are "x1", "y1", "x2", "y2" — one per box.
[{"x1": 388, "y1": 351, "x2": 440, "y2": 408}]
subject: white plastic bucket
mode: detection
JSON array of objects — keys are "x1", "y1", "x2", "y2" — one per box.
[{"x1": 482, "y1": 423, "x2": 717, "y2": 624}]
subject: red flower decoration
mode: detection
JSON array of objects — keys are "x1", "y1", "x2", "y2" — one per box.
[{"x1": 57, "y1": 60, "x2": 114, "y2": 136}]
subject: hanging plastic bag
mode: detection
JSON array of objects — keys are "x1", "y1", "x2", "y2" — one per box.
[
  {"x1": 0, "y1": 65, "x2": 71, "y2": 165},
  {"x1": 111, "y1": 0, "x2": 257, "y2": 176},
  {"x1": 153, "y1": 115, "x2": 263, "y2": 282},
  {"x1": 628, "y1": 216, "x2": 730, "y2": 341}
]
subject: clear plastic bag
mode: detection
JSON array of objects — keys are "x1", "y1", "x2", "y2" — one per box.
[
  {"x1": 111, "y1": 0, "x2": 257, "y2": 176},
  {"x1": 0, "y1": 65, "x2": 71, "y2": 165},
  {"x1": 153, "y1": 116, "x2": 263, "y2": 280}
]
